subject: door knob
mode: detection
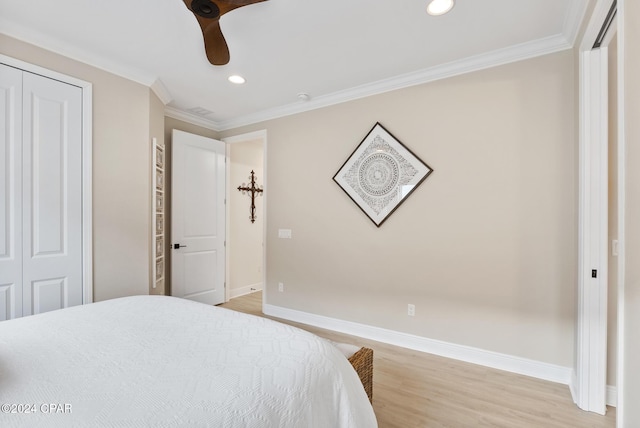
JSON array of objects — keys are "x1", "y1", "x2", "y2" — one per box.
[{"x1": 173, "y1": 243, "x2": 187, "y2": 249}]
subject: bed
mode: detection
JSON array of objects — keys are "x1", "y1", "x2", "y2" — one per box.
[{"x1": 0, "y1": 296, "x2": 377, "y2": 427}]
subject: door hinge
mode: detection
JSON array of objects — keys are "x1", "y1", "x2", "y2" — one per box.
[{"x1": 224, "y1": 240, "x2": 226, "y2": 247}]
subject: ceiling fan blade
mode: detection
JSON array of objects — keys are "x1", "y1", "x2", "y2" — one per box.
[
  {"x1": 183, "y1": 0, "x2": 268, "y2": 66},
  {"x1": 224, "y1": 0, "x2": 267, "y2": 6},
  {"x1": 202, "y1": 20, "x2": 230, "y2": 65}
]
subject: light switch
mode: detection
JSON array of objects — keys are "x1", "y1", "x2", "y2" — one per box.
[{"x1": 278, "y1": 229, "x2": 292, "y2": 239}]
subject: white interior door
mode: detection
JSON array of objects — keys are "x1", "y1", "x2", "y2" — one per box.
[
  {"x1": 574, "y1": 0, "x2": 617, "y2": 414},
  {"x1": 171, "y1": 129, "x2": 226, "y2": 305},
  {"x1": 0, "y1": 63, "x2": 84, "y2": 319},
  {"x1": 21, "y1": 71, "x2": 83, "y2": 316},
  {"x1": 0, "y1": 64, "x2": 23, "y2": 320},
  {"x1": 576, "y1": 48, "x2": 609, "y2": 413}
]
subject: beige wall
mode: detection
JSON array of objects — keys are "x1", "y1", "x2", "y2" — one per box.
[
  {"x1": 7, "y1": 16, "x2": 631, "y2": 404},
  {"x1": 221, "y1": 50, "x2": 577, "y2": 366},
  {"x1": 2, "y1": 31, "x2": 585, "y2": 372},
  {"x1": 622, "y1": 0, "x2": 640, "y2": 424},
  {"x1": 230, "y1": 140, "x2": 264, "y2": 295},
  {"x1": 0, "y1": 34, "x2": 153, "y2": 301}
]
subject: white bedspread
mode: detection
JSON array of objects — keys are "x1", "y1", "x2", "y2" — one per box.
[{"x1": 0, "y1": 296, "x2": 377, "y2": 427}]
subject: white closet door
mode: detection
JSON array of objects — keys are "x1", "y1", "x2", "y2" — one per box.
[
  {"x1": 0, "y1": 64, "x2": 23, "y2": 321},
  {"x1": 21, "y1": 72, "x2": 83, "y2": 316}
]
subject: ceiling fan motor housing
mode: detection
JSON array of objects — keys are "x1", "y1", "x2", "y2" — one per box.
[{"x1": 192, "y1": 0, "x2": 220, "y2": 18}]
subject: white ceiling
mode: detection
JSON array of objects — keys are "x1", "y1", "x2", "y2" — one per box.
[{"x1": 0, "y1": 0, "x2": 589, "y2": 130}]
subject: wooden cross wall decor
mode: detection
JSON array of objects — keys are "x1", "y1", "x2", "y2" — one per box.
[{"x1": 237, "y1": 170, "x2": 263, "y2": 223}]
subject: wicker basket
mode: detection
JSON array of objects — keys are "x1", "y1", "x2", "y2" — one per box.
[{"x1": 347, "y1": 347, "x2": 373, "y2": 403}]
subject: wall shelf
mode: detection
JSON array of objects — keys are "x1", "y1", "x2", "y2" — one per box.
[{"x1": 151, "y1": 138, "x2": 165, "y2": 292}]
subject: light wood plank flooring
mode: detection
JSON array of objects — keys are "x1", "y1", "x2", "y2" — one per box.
[{"x1": 220, "y1": 292, "x2": 615, "y2": 428}]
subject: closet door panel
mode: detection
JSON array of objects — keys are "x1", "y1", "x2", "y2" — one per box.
[
  {"x1": 0, "y1": 64, "x2": 23, "y2": 321},
  {"x1": 22, "y1": 72, "x2": 83, "y2": 316}
]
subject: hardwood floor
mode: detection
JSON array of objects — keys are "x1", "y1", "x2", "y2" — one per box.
[{"x1": 220, "y1": 292, "x2": 616, "y2": 428}]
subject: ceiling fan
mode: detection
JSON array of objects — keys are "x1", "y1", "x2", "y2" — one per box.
[{"x1": 182, "y1": 0, "x2": 267, "y2": 66}]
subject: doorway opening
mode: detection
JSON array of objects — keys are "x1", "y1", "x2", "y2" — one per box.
[{"x1": 223, "y1": 131, "x2": 267, "y2": 304}]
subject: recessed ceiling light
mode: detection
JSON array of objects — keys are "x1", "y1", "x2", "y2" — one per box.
[
  {"x1": 427, "y1": 0, "x2": 455, "y2": 16},
  {"x1": 228, "y1": 75, "x2": 246, "y2": 84}
]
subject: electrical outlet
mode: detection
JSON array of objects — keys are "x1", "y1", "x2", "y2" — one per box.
[
  {"x1": 408, "y1": 304, "x2": 415, "y2": 317},
  {"x1": 278, "y1": 229, "x2": 292, "y2": 239},
  {"x1": 278, "y1": 282, "x2": 284, "y2": 292}
]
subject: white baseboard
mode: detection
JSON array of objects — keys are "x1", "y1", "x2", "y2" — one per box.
[
  {"x1": 570, "y1": 371, "x2": 578, "y2": 405},
  {"x1": 569, "y1": 370, "x2": 617, "y2": 408},
  {"x1": 607, "y1": 385, "x2": 617, "y2": 407},
  {"x1": 229, "y1": 283, "x2": 262, "y2": 299},
  {"x1": 264, "y1": 303, "x2": 572, "y2": 385}
]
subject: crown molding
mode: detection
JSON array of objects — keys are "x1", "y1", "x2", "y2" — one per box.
[
  {"x1": 2, "y1": 21, "x2": 174, "y2": 109},
  {"x1": 165, "y1": 106, "x2": 220, "y2": 131},
  {"x1": 150, "y1": 79, "x2": 173, "y2": 106},
  {"x1": 0, "y1": 22, "x2": 156, "y2": 88},
  {"x1": 215, "y1": 33, "x2": 572, "y2": 131},
  {"x1": 1, "y1": 12, "x2": 580, "y2": 134},
  {"x1": 564, "y1": 0, "x2": 592, "y2": 47}
]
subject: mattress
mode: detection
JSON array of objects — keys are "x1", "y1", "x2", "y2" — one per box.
[{"x1": 0, "y1": 295, "x2": 377, "y2": 427}]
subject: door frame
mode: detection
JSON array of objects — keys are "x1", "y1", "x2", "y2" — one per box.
[
  {"x1": 613, "y1": 2, "x2": 626, "y2": 425},
  {"x1": 0, "y1": 54, "x2": 93, "y2": 305},
  {"x1": 222, "y1": 130, "x2": 267, "y2": 304},
  {"x1": 573, "y1": 0, "x2": 624, "y2": 416}
]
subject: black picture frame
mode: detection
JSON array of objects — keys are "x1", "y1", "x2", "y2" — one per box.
[{"x1": 333, "y1": 122, "x2": 433, "y2": 227}]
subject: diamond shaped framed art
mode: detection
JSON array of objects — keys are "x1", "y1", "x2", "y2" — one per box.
[{"x1": 333, "y1": 122, "x2": 433, "y2": 227}]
